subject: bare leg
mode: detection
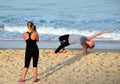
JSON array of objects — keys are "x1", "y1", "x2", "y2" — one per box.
[
  {"x1": 33, "y1": 67, "x2": 38, "y2": 80},
  {"x1": 21, "y1": 68, "x2": 28, "y2": 80},
  {"x1": 33, "y1": 67, "x2": 40, "y2": 82}
]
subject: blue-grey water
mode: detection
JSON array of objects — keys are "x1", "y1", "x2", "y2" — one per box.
[{"x1": 0, "y1": 0, "x2": 120, "y2": 41}]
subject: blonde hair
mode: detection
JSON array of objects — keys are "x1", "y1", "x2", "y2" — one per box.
[{"x1": 27, "y1": 21, "x2": 34, "y2": 31}]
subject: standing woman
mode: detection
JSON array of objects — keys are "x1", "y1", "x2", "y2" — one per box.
[{"x1": 19, "y1": 21, "x2": 39, "y2": 83}]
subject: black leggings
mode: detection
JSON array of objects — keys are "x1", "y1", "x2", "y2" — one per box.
[
  {"x1": 55, "y1": 34, "x2": 70, "y2": 53},
  {"x1": 24, "y1": 52, "x2": 39, "y2": 68}
]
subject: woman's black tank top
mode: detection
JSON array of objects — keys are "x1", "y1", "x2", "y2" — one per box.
[{"x1": 25, "y1": 32, "x2": 39, "y2": 54}]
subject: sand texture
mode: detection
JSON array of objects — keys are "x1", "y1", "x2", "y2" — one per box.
[{"x1": 0, "y1": 49, "x2": 120, "y2": 84}]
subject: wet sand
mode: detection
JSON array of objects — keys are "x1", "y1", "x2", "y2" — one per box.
[{"x1": 0, "y1": 40, "x2": 120, "y2": 49}]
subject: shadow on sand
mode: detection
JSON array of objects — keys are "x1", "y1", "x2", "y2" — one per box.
[
  {"x1": 26, "y1": 53, "x2": 84, "y2": 81},
  {"x1": 39, "y1": 54, "x2": 84, "y2": 78}
]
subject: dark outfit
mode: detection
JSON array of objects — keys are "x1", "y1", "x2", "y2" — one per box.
[
  {"x1": 55, "y1": 34, "x2": 70, "y2": 53},
  {"x1": 24, "y1": 32, "x2": 39, "y2": 68}
]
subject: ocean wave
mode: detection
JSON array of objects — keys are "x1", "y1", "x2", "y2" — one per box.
[
  {"x1": 0, "y1": 13, "x2": 120, "y2": 27},
  {"x1": 0, "y1": 25, "x2": 120, "y2": 41}
]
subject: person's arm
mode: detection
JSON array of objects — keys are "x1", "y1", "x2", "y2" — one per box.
[
  {"x1": 23, "y1": 32, "x2": 28, "y2": 40},
  {"x1": 32, "y1": 32, "x2": 39, "y2": 42},
  {"x1": 35, "y1": 32, "x2": 39, "y2": 42},
  {"x1": 87, "y1": 30, "x2": 110, "y2": 40},
  {"x1": 33, "y1": 26, "x2": 39, "y2": 42},
  {"x1": 81, "y1": 44, "x2": 88, "y2": 54},
  {"x1": 23, "y1": 33, "x2": 26, "y2": 40}
]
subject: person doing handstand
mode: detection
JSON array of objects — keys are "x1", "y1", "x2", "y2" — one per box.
[{"x1": 53, "y1": 30, "x2": 110, "y2": 54}]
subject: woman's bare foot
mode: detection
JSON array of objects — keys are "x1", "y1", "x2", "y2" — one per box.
[{"x1": 61, "y1": 50, "x2": 67, "y2": 53}]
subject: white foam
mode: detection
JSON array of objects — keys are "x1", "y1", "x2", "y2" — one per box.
[
  {"x1": 4, "y1": 25, "x2": 27, "y2": 33},
  {"x1": 1, "y1": 25, "x2": 120, "y2": 41}
]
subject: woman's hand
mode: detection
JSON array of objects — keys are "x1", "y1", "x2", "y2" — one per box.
[{"x1": 103, "y1": 30, "x2": 110, "y2": 33}]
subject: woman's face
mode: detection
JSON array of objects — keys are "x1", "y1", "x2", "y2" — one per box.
[{"x1": 86, "y1": 40, "x2": 95, "y2": 49}]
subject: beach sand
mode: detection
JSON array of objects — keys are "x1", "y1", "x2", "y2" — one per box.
[{"x1": 0, "y1": 49, "x2": 120, "y2": 84}]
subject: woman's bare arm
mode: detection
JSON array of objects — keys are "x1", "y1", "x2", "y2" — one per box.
[
  {"x1": 35, "y1": 32, "x2": 39, "y2": 42},
  {"x1": 87, "y1": 30, "x2": 110, "y2": 40},
  {"x1": 81, "y1": 44, "x2": 88, "y2": 54}
]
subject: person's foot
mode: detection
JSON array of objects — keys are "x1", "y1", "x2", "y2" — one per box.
[
  {"x1": 49, "y1": 50, "x2": 56, "y2": 54},
  {"x1": 18, "y1": 78, "x2": 25, "y2": 82},
  {"x1": 33, "y1": 78, "x2": 40, "y2": 82},
  {"x1": 61, "y1": 50, "x2": 67, "y2": 53}
]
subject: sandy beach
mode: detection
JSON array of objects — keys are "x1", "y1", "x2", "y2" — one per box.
[
  {"x1": 0, "y1": 49, "x2": 120, "y2": 84},
  {"x1": 1, "y1": 0, "x2": 120, "y2": 83}
]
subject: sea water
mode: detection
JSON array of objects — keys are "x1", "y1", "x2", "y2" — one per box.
[{"x1": 0, "y1": 0, "x2": 120, "y2": 41}]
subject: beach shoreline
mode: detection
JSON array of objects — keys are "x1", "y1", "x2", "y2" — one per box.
[
  {"x1": 0, "y1": 40, "x2": 120, "y2": 50},
  {"x1": 0, "y1": 40, "x2": 120, "y2": 53}
]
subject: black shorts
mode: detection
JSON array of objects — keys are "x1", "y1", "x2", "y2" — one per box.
[
  {"x1": 55, "y1": 34, "x2": 70, "y2": 53},
  {"x1": 59, "y1": 34, "x2": 69, "y2": 46},
  {"x1": 24, "y1": 52, "x2": 39, "y2": 68}
]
